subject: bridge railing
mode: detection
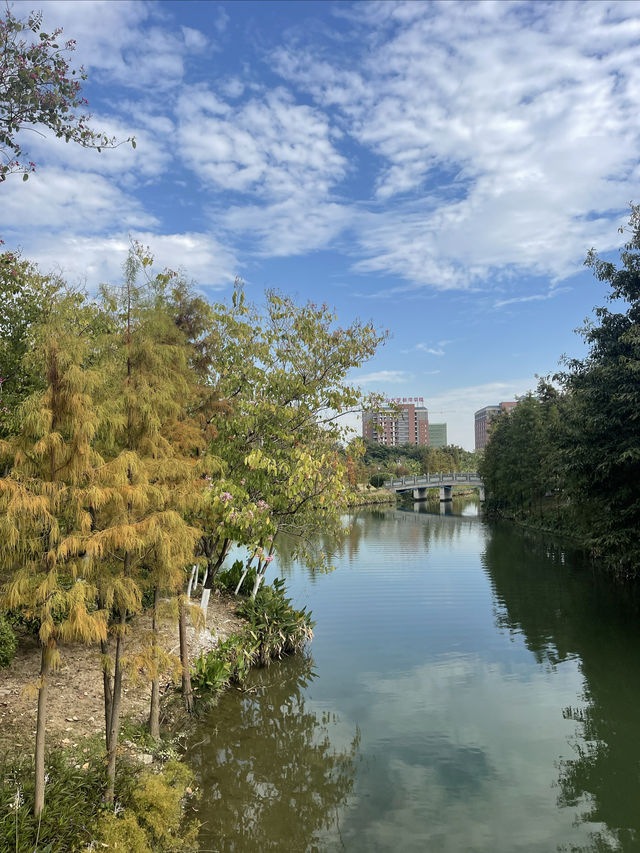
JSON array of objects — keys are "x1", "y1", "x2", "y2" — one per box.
[{"x1": 383, "y1": 472, "x2": 481, "y2": 489}]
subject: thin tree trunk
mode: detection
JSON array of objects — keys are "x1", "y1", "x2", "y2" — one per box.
[
  {"x1": 100, "y1": 636, "x2": 113, "y2": 752},
  {"x1": 186, "y1": 564, "x2": 198, "y2": 599},
  {"x1": 178, "y1": 596, "x2": 193, "y2": 713},
  {"x1": 105, "y1": 611, "x2": 126, "y2": 804},
  {"x1": 250, "y1": 539, "x2": 276, "y2": 600},
  {"x1": 34, "y1": 643, "x2": 51, "y2": 818},
  {"x1": 204, "y1": 538, "x2": 231, "y2": 589},
  {"x1": 149, "y1": 586, "x2": 160, "y2": 739},
  {"x1": 234, "y1": 554, "x2": 256, "y2": 596}
]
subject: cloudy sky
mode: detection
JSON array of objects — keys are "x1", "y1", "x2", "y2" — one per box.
[{"x1": 3, "y1": 0, "x2": 639, "y2": 448}]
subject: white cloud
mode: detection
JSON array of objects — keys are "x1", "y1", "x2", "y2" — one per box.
[
  {"x1": 214, "y1": 6, "x2": 230, "y2": 34},
  {"x1": 426, "y1": 378, "x2": 538, "y2": 450},
  {"x1": 9, "y1": 231, "x2": 238, "y2": 292},
  {"x1": 354, "y1": 369, "x2": 412, "y2": 385},
  {"x1": 494, "y1": 286, "x2": 571, "y2": 309},
  {"x1": 177, "y1": 86, "x2": 346, "y2": 199},
  {"x1": 177, "y1": 85, "x2": 349, "y2": 254},
  {"x1": 23, "y1": 115, "x2": 171, "y2": 180},
  {"x1": 12, "y1": 0, "x2": 207, "y2": 91},
  {"x1": 273, "y1": 1, "x2": 640, "y2": 289},
  {"x1": 2, "y1": 167, "x2": 157, "y2": 231},
  {"x1": 416, "y1": 344, "x2": 445, "y2": 356}
]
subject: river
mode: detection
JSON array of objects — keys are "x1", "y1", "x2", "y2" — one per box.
[{"x1": 186, "y1": 500, "x2": 640, "y2": 852}]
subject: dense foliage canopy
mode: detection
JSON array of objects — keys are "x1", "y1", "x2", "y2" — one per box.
[{"x1": 480, "y1": 206, "x2": 640, "y2": 578}]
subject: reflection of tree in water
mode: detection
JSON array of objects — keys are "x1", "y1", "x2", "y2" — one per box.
[
  {"x1": 275, "y1": 503, "x2": 481, "y2": 580},
  {"x1": 397, "y1": 504, "x2": 480, "y2": 551},
  {"x1": 483, "y1": 523, "x2": 640, "y2": 853},
  {"x1": 275, "y1": 507, "x2": 387, "y2": 576},
  {"x1": 188, "y1": 654, "x2": 359, "y2": 852}
]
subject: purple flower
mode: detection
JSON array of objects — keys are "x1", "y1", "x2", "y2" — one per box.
[{"x1": 220, "y1": 492, "x2": 232, "y2": 502}]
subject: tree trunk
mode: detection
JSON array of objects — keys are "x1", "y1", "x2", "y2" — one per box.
[
  {"x1": 234, "y1": 554, "x2": 256, "y2": 596},
  {"x1": 100, "y1": 636, "x2": 113, "y2": 752},
  {"x1": 105, "y1": 612, "x2": 126, "y2": 804},
  {"x1": 178, "y1": 597, "x2": 193, "y2": 713},
  {"x1": 34, "y1": 643, "x2": 51, "y2": 818},
  {"x1": 204, "y1": 538, "x2": 231, "y2": 591},
  {"x1": 149, "y1": 586, "x2": 160, "y2": 739}
]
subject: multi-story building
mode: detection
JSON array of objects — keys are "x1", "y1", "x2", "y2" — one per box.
[
  {"x1": 428, "y1": 422, "x2": 447, "y2": 448},
  {"x1": 474, "y1": 401, "x2": 516, "y2": 450},
  {"x1": 363, "y1": 397, "x2": 429, "y2": 446}
]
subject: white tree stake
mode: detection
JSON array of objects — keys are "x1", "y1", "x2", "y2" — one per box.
[{"x1": 186, "y1": 565, "x2": 198, "y2": 599}]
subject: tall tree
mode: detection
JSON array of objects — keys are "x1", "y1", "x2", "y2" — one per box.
[
  {"x1": 91, "y1": 251, "x2": 200, "y2": 788},
  {"x1": 0, "y1": 309, "x2": 106, "y2": 817},
  {"x1": 559, "y1": 205, "x2": 640, "y2": 576},
  {"x1": 206, "y1": 290, "x2": 384, "y2": 595}
]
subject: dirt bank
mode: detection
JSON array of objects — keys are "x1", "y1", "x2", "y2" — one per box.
[{"x1": 0, "y1": 590, "x2": 244, "y2": 754}]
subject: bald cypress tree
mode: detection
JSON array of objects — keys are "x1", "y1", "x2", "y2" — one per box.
[
  {"x1": 90, "y1": 252, "x2": 202, "y2": 789},
  {"x1": 0, "y1": 313, "x2": 107, "y2": 817}
]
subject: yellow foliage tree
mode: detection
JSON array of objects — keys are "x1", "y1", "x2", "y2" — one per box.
[
  {"x1": 0, "y1": 320, "x2": 107, "y2": 817},
  {"x1": 91, "y1": 251, "x2": 203, "y2": 795}
]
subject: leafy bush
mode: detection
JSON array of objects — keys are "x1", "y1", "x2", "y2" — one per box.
[
  {"x1": 1, "y1": 742, "x2": 107, "y2": 852},
  {"x1": 238, "y1": 578, "x2": 314, "y2": 666},
  {"x1": 0, "y1": 739, "x2": 198, "y2": 852},
  {"x1": 369, "y1": 473, "x2": 386, "y2": 487},
  {"x1": 92, "y1": 760, "x2": 198, "y2": 853},
  {"x1": 216, "y1": 559, "x2": 256, "y2": 595},
  {"x1": 191, "y1": 632, "x2": 258, "y2": 705},
  {"x1": 191, "y1": 649, "x2": 233, "y2": 699},
  {"x1": 0, "y1": 614, "x2": 17, "y2": 668}
]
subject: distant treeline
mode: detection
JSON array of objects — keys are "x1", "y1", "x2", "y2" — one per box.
[
  {"x1": 479, "y1": 206, "x2": 640, "y2": 580},
  {"x1": 363, "y1": 440, "x2": 479, "y2": 479}
]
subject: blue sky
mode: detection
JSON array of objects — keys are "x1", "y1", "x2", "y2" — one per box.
[{"x1": 3, "y1": 0, "x2": 640, "y2": 449}]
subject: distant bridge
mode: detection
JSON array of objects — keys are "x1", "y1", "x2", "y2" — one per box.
[{"x1": 383, "y1": 472, "x2": 485, "y2": 502}]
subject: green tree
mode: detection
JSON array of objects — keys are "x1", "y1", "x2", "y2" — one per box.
[
  {"x1": 205, "y1": 290, "x2": 384, "y2": 597},
  {"x1": 559, "y1": 205, "x2": 640, "y2": 576},
  {"x1": 0, "y1": 252, "x2": 67, "y2": 439},
  {"x1": 0, "y1": 7, "x2": 132, "y2": 182}
]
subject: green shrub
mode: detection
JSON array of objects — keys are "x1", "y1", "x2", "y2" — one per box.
[
  {"x1": 91, "y1": 810, "x2": 151, "y2": 852},
  {"x1": 369, "y1": 473, "x2": 386, "y2": 487},
  {"x1": 0, "y1": 614, "x2": 17, "y2": 668},
  {"x1": 191, "y1": 648, "x2": 233, "y2": 699},
  {"x1": 0, "y1": 739, "x2": 198, "y2": 853},
  {"x1": 0, "y1": 743, "x2": 107, "y2": 852},
  {"x1": 191, "y1": 632, "x2": 258, "y2": 705},
  {"x1": 216, "y1": 559, "x2": 256, "y2": 595},
  {"x1": 238, "y1": 578, "x2": 314, "y2": 666}
]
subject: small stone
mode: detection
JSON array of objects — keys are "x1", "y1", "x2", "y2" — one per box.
[
  {"x1": 82, "y1": 762, "x2": 89, "y2": 770},
  {"x1": 140, "y1": 753, "x2": 153, "y2": 765}
]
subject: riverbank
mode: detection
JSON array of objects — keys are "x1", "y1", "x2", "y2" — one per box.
[
  {"x1": 1, "y1": 576, "x2": 314, "y2": 851},
  {"x1": 346, "y1": 487, "x2": 397, "y2": 507},
  {"x1": 0, "y1": 591, "x2": 244, "y2": 754},
  {"x1": 482, "y1": 500, "x2": 590, "y2": 551}
]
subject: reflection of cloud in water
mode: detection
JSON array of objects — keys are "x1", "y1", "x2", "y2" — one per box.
[{"x1": 336, "y1": 653, "x2": 602, "y2": 852}]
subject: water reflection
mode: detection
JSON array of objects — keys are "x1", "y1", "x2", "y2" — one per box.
[
  {"x1": 190, "y1": 505, "x2": 640, "y2": 852},
  {"x1": 483, "y1": 523, "x2": 640, "y2": 852},
  {"x1": 189, "y1": 654, "x2": 359, "y2": 852}
]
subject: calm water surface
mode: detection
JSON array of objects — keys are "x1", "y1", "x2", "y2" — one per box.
[{"x1": 187, "y1": 502, "x2": 640, "y2": 852}]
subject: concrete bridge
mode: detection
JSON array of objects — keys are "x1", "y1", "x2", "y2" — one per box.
[{"x1": 383, "y1": 472, "x2": 485, "y2": 502}]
